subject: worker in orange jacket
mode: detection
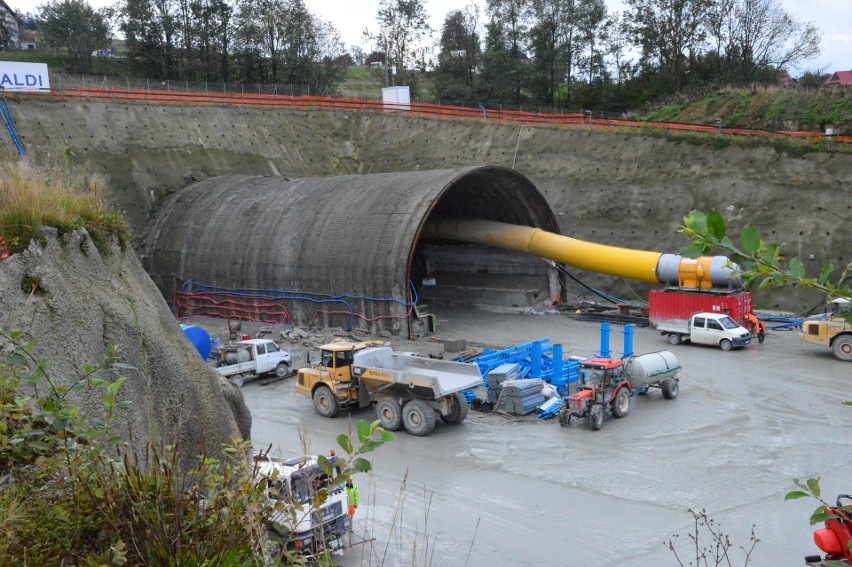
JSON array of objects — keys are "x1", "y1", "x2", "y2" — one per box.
[{"x1": 745, "y1": 313, "x2": 765, "y2": 344}]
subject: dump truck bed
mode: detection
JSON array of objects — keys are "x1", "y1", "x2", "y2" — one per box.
[{"x1": 352, "y1": 347, "x2": 483, "y2": 399}]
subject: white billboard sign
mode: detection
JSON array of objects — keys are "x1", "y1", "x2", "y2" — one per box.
[{"x1": 0, "y1": 62, "x2": 51, "y2": 92}]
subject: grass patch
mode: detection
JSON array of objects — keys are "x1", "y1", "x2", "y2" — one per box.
[
  {"x1": 0, "y1": 151, "x2": 131, "y2": 256},
  {"x1": 642, "y1": 87, "x2": 852, "y2": 133}
]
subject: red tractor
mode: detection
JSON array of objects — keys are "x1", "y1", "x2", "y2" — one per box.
[
  {"x1": 559, "y1": 358, "x2": 633, "y2": 431},
  {"x1": 805, "y1": 495, "x2": 852, "y2": 566},
  {"x1": 558, "y1": 354, "x2": 680, "y2": 431}
]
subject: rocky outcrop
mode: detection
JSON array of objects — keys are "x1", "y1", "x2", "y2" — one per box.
[{"x1": 0, "y1": 228, "x2": 251, "y2": 454}]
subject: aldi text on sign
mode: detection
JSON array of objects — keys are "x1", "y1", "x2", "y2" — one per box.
[{"x1": 0, "y1": 62, "x2": 51, "y2": 92}]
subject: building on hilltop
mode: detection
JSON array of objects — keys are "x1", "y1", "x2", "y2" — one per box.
[
  {"x1": 825, "y1": 70, "x2": 852, "y2": 87},
  {"x1": 0, "y1": 0, "x2": 21, "y2": 50}
]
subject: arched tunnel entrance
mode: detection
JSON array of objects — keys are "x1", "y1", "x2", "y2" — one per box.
[
  {"x1": 411, "y1": 167, "x2": 562, "y2": 318},
  {"x1": 143, "y1": 166, "x2": 562, "y2": 335}
]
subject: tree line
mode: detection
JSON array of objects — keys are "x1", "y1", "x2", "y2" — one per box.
[
  {"x1": 25, "y1": 0, "x2": 822, "y2": 110},
  {"x1": 433, "y1": 0, "x2": 821, "y2": 111}
]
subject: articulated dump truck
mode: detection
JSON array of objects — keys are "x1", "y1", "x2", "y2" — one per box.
[{"x1": 295, "y1": 341, "x2": 483, "y2": 436}]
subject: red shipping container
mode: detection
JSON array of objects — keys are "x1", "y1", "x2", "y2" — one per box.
[{"x1": 649, "y1": 289, "x2": 753, "y2": 327}]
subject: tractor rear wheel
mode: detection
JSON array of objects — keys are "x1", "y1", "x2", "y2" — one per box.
[
  {"x1": 590, "y1": 405, "x2": 604, "y2": 431},
  {"x1": 661, "y1": 379, "x2": 679, "y2": 399},
  {"x1": 612, "y1": 388, "x2": 630, "y2": 418},
  {"x1": 832, "y1": 336, "x2": 852, "y2": 361},
  {"x1": 313, "y1": 385, "x2": 340, "y2": 418},
  {"x1": 375, "y1": 398, "x2": 402, "y2": 431},
  {"x1": 402, "y1": 400, "x2": 437, "y2": 436},
  {"x1": 441, "y1": 392, "x2": 470, "y2": 425}
]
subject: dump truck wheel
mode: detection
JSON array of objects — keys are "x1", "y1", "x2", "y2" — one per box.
[
  {"x1": 313, "y1": 385, "x2": 340, "y2": 418},
  {"x1": 612, "y1": 388, "x2": 630, "y2": 418},
  {"x1": 275, "y1": 363, "x2": 290, "y2": 377},
  {"x1": 719, "y1": 338, "x2": 733, "y2": 351},
  {"x1": 375, "y1": 398, "x2": 402, "y2": 431},
  {"x1": 441, "y1": 392, "x2": 470, "y2": 425},
  {"x1": 402, "y1": 400, "x2": 437, "y2": 436},
  {"x1": 661, "y1": 379, "x2": 679, "y2": 399},
  {"x1": 230, "y1": 374, "x2": 244, "y2": 388},
  {"x1": 667, "y1": 333, "x2": 681, "y2": 345},
  {"x1": 590, "y1": 405, "x2": 604, "y2": 431},
  {"x1": 832, "y1": 336, "x2": 852, "y2": 361}
]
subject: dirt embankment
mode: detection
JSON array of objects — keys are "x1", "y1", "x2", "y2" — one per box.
[
  {"x1": 0, "y1": 228, "x2": 251, "y2": 454},
  {"x1": 12, "y1": 100, "x2": 852, "y2": 312}
]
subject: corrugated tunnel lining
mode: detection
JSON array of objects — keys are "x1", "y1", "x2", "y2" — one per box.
[{"x1": 144, "y1": 166, "x2": 560, "y2": 331}]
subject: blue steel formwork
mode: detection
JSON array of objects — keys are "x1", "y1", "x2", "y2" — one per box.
[
  {"x1": 469, "y1": 339, "x2": 582, "y2": 394},
  {"x1": 460, "y1": 323, "x2": 638, "y2": 419}
]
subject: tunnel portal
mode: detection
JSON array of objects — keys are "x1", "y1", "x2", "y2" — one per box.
[{"x1": 144, "y1": 166, "x2": 561, "y2": 334}]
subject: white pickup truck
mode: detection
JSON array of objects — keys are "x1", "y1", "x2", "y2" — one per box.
[
  {"x1": 657, "y1": 312, "x2": 751, "y2": 351},
  {"x1": 213, "y1": 339, "x2": 292, "y2": 387}
]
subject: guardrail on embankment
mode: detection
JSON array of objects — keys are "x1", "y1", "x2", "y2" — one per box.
[{"x1": 16, "y1": 88, "x2": 852, "y2": 145}]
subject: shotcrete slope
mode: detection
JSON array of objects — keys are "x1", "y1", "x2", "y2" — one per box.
[
  {"x1": 13, "y1": 100, "x2": 851, "y2": 311},
  {"x1": 0, "y1": 229, "x2": 251, "y2": 453}
]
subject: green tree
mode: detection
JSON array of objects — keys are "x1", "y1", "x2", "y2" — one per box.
[
  {"x1": 480, "y1": 0, "x2": 530, "y2": 107},
  {"x1": 38, "y1": 0, "x2": 110, "y2": 73},
  {"x1": 120, "y1": 0, "x2": 179, "y2": 78},
  {"x1": 365, "y1": 0, "x2": 431, "y2": 88},
  {"x1": 434, "y1": 5, "x2": 482, "y2": 104},
  {"x1": 623, "y1": 0, "x2": 711, "y2": 90},
  {"x1": 528, "y1": 0, "x2": 579, "y2": 107}
]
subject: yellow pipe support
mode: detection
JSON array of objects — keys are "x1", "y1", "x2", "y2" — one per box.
[{"x1": 424, "y1": 218, "x2": 663, "y2": 284}]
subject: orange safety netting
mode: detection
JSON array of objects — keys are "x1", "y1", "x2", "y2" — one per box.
[{"x1": 14, "y1": 87, "x2": 852, "y2": 144}]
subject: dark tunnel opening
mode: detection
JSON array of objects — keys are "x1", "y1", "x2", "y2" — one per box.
[{"x1": 408, "y1": 167, "x2": 563, "y2": 327}]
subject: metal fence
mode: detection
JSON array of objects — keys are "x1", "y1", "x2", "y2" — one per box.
[
  {"x1": 50, "y1": 73, "x2": 320, "y2": 98},
  {"x1": 14, "y1": 78, "x2": 852, "y2": 144}
]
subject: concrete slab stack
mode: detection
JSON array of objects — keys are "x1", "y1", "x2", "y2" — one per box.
[
  {"x1": 485, "y1": 363, "x2": 524, "y2": 403},
  {"x1": 501, "y1": 378, "x2": 545, "y2": 415}
]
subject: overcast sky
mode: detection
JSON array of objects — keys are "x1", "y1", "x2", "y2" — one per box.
[{"x1": 11, "y1": 0, "x2": 849, "y2": 75}]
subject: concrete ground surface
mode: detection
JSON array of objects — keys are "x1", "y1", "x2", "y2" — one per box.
[{"x1": 239, "y1": 308, "x2": 852, "y2": 566}]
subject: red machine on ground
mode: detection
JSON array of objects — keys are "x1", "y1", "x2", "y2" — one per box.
[
  {"x1": 805, "y1": 495, "x2": 852, "y2": 566},
  {"x1": 558, "y1": 355, "x2": 680, "y2": 431}
]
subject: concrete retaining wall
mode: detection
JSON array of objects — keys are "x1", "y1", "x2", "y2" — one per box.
[{"x1": 12, "y1": 100, "x2": 851, "y2": 311}]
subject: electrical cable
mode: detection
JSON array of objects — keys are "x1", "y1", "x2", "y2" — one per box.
[
  {"x1": 556, "y1": 264, "x2": 639, "y2": 307},
  {"x1": 175, "y1": 280, "x2": 420, "y2": 332},
  {"x1": 182, "y1": 280, "x2": 418, "y2": 308}
]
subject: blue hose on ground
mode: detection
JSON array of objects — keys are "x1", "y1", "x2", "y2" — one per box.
[{"x1": 0, "y1": 96, "x2": 27, "y2": 161}]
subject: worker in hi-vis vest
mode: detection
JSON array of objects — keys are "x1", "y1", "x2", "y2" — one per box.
[{"x1": 346, "y1": 478, "x2": 359, "y2": 517}]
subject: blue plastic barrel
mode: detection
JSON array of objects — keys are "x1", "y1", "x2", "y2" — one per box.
[{"x1": 181, "y1": 325, "x2": 212, "y2": 361}]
